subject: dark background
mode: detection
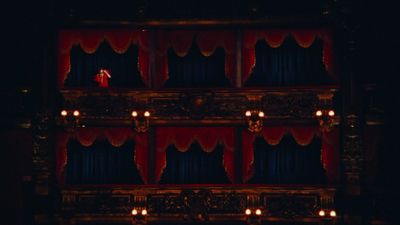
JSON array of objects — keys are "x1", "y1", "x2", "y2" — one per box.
[{"x1": 1, "y1": 0, "x2": 398, "y2": 224}]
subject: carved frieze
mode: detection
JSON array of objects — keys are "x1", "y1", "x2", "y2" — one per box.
[
  {"x1": 59, "y1": 186, "x2": 335, "y2": 223},
  {"x1": 147, "y1": 189, "x2": 246, "y2": 218},
  {"x1": 261, "y1": 194, "x2": 319, "y2": 218},
  {"x1": 58, "y1": 88, "x2": 337, "y2": 125}
]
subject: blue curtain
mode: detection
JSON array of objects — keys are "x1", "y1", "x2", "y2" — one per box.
[
  {"x1": 245, "y1": 36, "x2": 332, "y2": 87},
  {"x1": 163, "y1": 41, "x2": 231, "y2": 88},
  {"x1": 65, "y1": 139, "x2": 143, "y2": 184},
  {"x1": 64, "y1": 42, "x2": 145, "y2": 88},
  {"x1": 249, "y1": 135, "x2": 326, "y2": 184},
  {"x1": 160, "y1": 142, "x2": 230, "y2": 184}
]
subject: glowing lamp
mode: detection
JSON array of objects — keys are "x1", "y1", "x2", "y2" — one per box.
[
  {"x1": 73, "y1": 110, "x2": 80, "y2": 117},
  {"x1": 131, "y1": 111, "x2": 138, "y2": 117},
  {"x1": 245, "y1": 110, "x2": 251, "y2": 117},
  {"x1": 61, "y1": 110, "x2": 68, "y2": 117}
]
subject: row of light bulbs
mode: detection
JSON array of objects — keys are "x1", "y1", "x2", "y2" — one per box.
[
  {"x1": 245, "y1": 208, "x2": 262, "y2": 216},
  {"x1": 244, "y1": 109, "x2": 335, "y2": 118},
  {"x1": 131, "y1": 111, "x2": 151, "y2": 117},
  {"x1": 129, "y1": 207, "x2": 335, "y2": 219},
  {"x1": 61, "y1": 109, "x2": 333, "y2": 119},
  {"x1": 315, "y1": 109, "x2": 335, "y2": 117},
  {"x1": 245, "y1": 110, "x2": 265, "y2": 118},
  {"x1": 60, "y1": 110, "x2": 151, "y2": 118},
  {"x1": 60, "y1": 109, "x2": 80, "y2": 117},
  {"x1": 131, "y1": 208, "x2": 148, "y2": 216},
  {"x1": 319, "y1": 209, "x2": 336, "y2": 217}
]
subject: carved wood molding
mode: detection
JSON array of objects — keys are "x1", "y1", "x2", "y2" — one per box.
[
  {"x1": 58, "y1": 87, "x2": 337, "y2": 126},
  {"x1": 58, "y1": 185, "x2": 336, "y2": 223}
]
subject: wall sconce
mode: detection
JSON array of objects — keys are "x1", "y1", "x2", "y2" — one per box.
[
  {"x1": 131, "y1": 110, "x2": 151, "y2": 132},
  {"x1": 318, "y1": 209, "x2": 337, "y2": 223},
  {"x1": 131, "y1": 208, "x2": 148, "y2": 225},
  {"x1": 315, "y1": 109, "x2": 335, "y2": 132},
  {"x1": 60, "y1": 109, "x2": 80, "y2": 129},
  {"x1": 244, "y1": 208, "x2": 262, "y2": 225},
  {"x1": 245, "y1": 110, "x2": 265, "y2": 133}
]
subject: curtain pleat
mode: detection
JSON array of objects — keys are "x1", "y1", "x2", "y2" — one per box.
[
  {"x1": 56, "y1": 128, "x2": 148, "y2": 185},
  {"x1": 58, "y1": 29, "x2": 149, "y2": 87},
  {"x1": 155, "y1": 127, "x2": 235, "y2": 183},
  {"x1": 242, "y1": 126, "x2": 339, "y2": 184}
]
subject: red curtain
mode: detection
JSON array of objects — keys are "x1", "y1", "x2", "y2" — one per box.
[
  {"x1": 57, "y1": 29, "x2": 150, "y2": 87},
  {"x1": 242, "y1": 29, "x2": 334, "y2": 83},
  {"x1": 155, "y1": 127, "x2": 235, "y2": 183},
  {"x1": 155, "y1": 30, "x2": 236, "y2": 87},
  {"x1": 55, "y1": 128, "x2": 148, "y2": 185},
  {"x1": 242, "y1": 126, "x2": 339, "y2": 183}
]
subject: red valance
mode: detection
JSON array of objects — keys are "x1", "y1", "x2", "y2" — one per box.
[
  {"x1": 57, "y1": 29, "x2": 150, "y2": 87},
  {"x1": 242, "y1": 126, "x2": 339, "y2": 183},
  {"x1": 242, "y1": 29, "x2": 334, "y2": 83},
  {"x1": 155, "y1": 127, "x2": 235, "y2": 183},
  {"x1": 155, "y1": 30, "x2": 237, "y2": 87},
  {"x1": 55, "y1": 128, "x2": 148, "y2": 185}
]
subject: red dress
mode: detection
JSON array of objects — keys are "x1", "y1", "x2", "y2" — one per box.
[{"x1": 94, "y1": 69, "x2": 111, "y2": 88}]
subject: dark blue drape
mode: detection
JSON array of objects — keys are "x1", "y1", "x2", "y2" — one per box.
[
  {"x1": 66, "y1": 139, "x2": 143, "y2": 184},
  {"x1": 160, "y1": 142, "x2": 230, "y2": 184},
  {"x1": 64, "y1": 42, "x2": 145, "y2": 88},
  {"x1": 164, "y1": 42, "x2": 231, "y2": 88},
  {"x1": 249, "y1": 135, "x2": 326, "y2": 184},
  {"x1": 245, "y1": 36, "x2": 333, "y2": 87}
]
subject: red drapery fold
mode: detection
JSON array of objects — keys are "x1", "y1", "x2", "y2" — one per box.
[
  {"x1": 242, "y1": 126, "x2": 339, "y2": 183},
  {"x1": 57, "y1": 29, "x2": 150, "y2": 87},
  {"x1": 155, "y1": 30, "x2": 237, "y2": 87},
  {"x1": 155, "y1": 127, "x2": 235, "y2": 183},
  {"x1": 55, "y1": 128, "x2": 148, "y2": 185},
  {"x1": 242, "y1": 29, "x2": 334, "y2": 83},
  {"x1": 321, "y1": 127, "x2": 340, "y2": 183},
  {"x1": 56, "y1": 131, "x2": 71, "y2": 186}
]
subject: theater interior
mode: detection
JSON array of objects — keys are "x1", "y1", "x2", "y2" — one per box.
[{"x1": 1, "y1": 0, "x2": 398, "y2": 225}]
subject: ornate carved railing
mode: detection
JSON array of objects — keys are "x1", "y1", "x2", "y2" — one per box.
[
  {"x1": 58, "y1": 185, "x2": 337, "y2": 224},
  {"x1": 58, "y1": 87, "x2": 338, "y2": 126}
]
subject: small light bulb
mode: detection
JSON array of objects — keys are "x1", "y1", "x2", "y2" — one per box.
[
  {"x1": 245, "y1": 111, "x2": 251, "y2": 117},
  {"x1": 61, "y1": 110, "x2": 68, "y2": 117},
  {"x1": 258, "y1": 111, "x2": 264, "y2": 118},
  {"x1": 315, "y1": 110, "x2": 323, "y2": 117},
  {"x1": 245, "y1": 209, "x2": 251, "y2": 215},
  {"x1": 319, "y1": 209, "x2": 325, "y2": 217},
  {"x1": 73, "y1": 110, "x2": 80, "y2": 117},
  {"x1": 330, "y1": 210, "x2": 336, "y2": 217},
  {"x1": 131, "y1": 111, "x2": 138, "y2": 117},
  {"x1": 328, "y1": 110, "x2": 335, "y2": 117},
  {"x1": 144, "y1": 111, "x2": 150, "y2": 117},
  {"x1": 131, "y1": 209, "x2": 138, "y2": 215},
  {"x1": 141, "y1": 209, "x2": 147, "y2": 216},
  {"x1": 255, "y1": 209, "x2": 262, "y2": 215}
]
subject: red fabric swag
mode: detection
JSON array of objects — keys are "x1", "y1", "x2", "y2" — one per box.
[
  {"x1": 242, "y1": 29, "x2": 334, "y2": 83},
  {"x1": 155, "y1": 30, "x2": 237, "y2": 87},
  {"x1": 155, "y1": 127, "x2": 235, "y2": 183},
  {"x1": 57, "y1": 29, "x2": 150, "y2": 87},
  {"x1": 55, "y1": 128, "x2": 148, "y2": 185},
  {"x1": 242, "y1": 126, "x2": 339, "y2": 183}
]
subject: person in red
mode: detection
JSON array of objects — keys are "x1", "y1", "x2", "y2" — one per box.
[{"x1": 94, "y1": 68, "x2": 112, "y2": 88}]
